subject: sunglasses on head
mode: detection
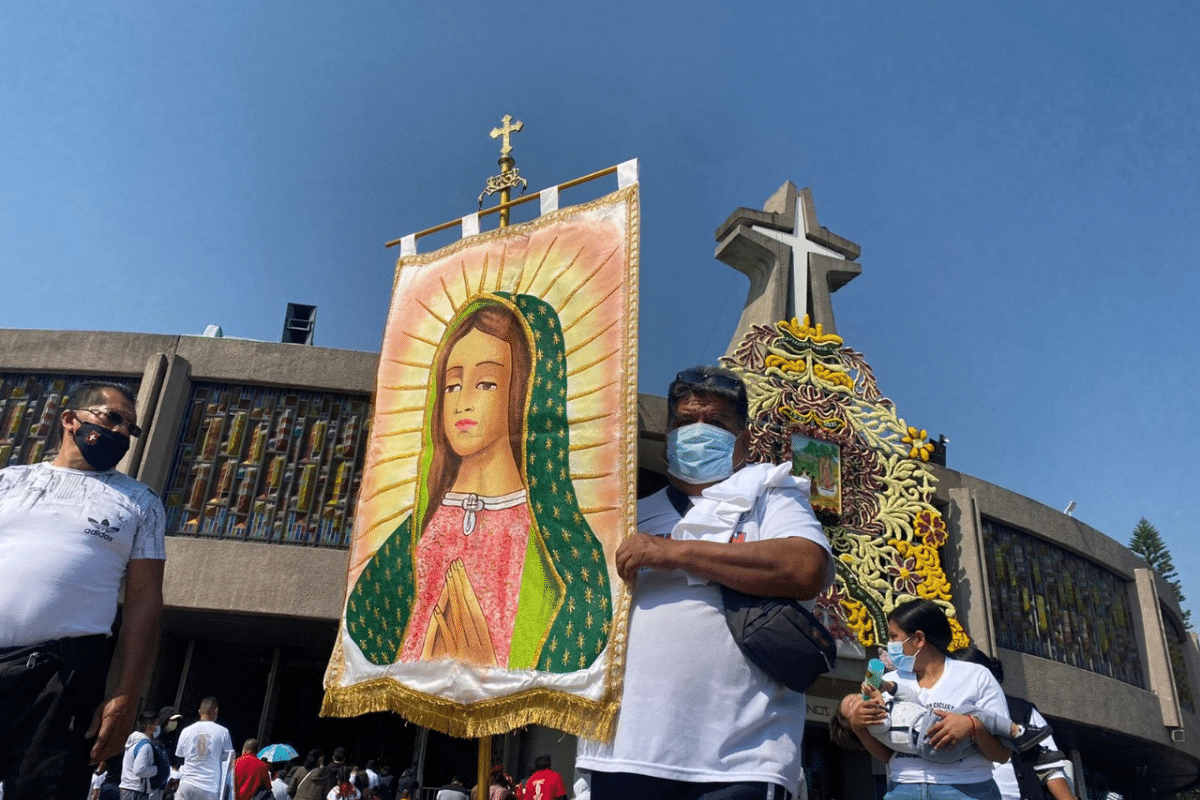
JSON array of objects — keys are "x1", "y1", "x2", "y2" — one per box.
[{"x1": 674, "y1": 370, "x2": 743, "y2": 392}]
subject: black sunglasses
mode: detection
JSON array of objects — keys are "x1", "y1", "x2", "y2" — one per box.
[
  {"x1": 674, "y1": 370, "x2": 743, "y2": 392},
  {"x1": 73, "y1": 407, "x2": 143, "y2": 438}
]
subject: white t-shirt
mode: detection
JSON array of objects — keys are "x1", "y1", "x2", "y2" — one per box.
[
  {"x1": 577, "y1": 463, "x2": 833, "y2": 796},
  {"x1": 175, "y1": 720, "x2": 233, "y2": 792},
  {"x1": 886, "y1": 659, "x2": 1009, "y2": 785},
  {"x1": 993, "y1": 705, "x2": 1070, "y2": 800},
  {"x1": 271, "y1": 777, "x2": 290, "y2": 800},
  {"x1": 0, "y1": 462, "x2": 166, "y2": 647}
]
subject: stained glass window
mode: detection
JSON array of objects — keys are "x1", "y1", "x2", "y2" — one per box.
[
  {"x1": 984, "y1": 517, "x2": 1145, "y2": 688},
  {"x1": 163, "y1": 382, "x2": 371, "y2": 548}
]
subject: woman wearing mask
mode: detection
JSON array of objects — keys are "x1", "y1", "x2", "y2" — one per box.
[{"x1": 843, "y1": 599, "x2": 1011, "y2": 800}]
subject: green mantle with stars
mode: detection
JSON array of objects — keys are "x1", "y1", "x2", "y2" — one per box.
[{"x1": 344, "y1": 292, "x2": 611, "y2": 673}]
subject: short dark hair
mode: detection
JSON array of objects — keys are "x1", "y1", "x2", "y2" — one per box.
[
  {"x1": 828, "y1": 713, "x2": 865, "y2": 751},
  {"x1": 65, "y1": 380, "x2": 137, "y2": 411},
  {"x1": 137, "y1": 710, "x2": 159, "y2": 729},
  {"x1": 332, "y1": 747, "x2": 347, "y2": 763},
  {"x1": 198, "y1": 697, "x2": 219, "y2": 715},
  {"x1": 533, "y1": 755, "x2": 551, "y2": 770},
  {"x1": 667, "y1": 366, "x2": 748, "y2": 428},
  {"x1": 888, "y1": 599, "x2": 954, "y2": 655},
  {"x1": 304, "y1": 750, "x2": 324, "y2": 769}
]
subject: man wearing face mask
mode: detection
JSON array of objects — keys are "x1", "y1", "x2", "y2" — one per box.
[
  {"x1": 120, "y1": 711, "x2": 162, "y2": 800},
  {"x1": 577, "y1": 366, "x2": 834, "y2": 800},
  {"x1": 0, "y1": 381, "x2": 166, "y2": 800}
]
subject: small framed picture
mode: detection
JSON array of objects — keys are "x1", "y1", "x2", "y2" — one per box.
[{"x1": 791, "y1": 434, "x2": 841, "y2": 516}]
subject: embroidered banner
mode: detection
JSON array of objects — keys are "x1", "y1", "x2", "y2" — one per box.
[{"x1": 322, "y1": 185, "x2": 638, "y2": 739}]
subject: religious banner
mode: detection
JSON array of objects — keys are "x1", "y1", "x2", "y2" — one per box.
[{"x1": 322, "y1": 184, "x2": 638, "y2": 739}]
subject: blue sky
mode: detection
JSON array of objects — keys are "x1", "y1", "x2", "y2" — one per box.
[{"x1": 3, "y1": 2, "x2": 1198, "y2": 615}]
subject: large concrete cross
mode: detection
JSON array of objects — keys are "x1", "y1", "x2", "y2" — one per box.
[{"x1": 715, "y1": 182, "x2": 862, "y2": 354}]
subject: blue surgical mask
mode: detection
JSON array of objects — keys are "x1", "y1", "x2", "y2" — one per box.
[
  {"x1": 666, "y1": 422, "x2": 738, "y2": 485},
  {"x1": 886, "y1": 637, "x2": 920, "y2": 673}
]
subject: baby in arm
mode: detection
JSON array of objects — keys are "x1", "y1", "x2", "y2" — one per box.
[{"x1": 832, "y1": 678, "x2": 1051, "y2": 762}]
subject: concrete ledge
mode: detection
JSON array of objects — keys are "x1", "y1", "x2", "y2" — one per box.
[
  {"x1": 1004, "y1": 649, "x2": 1177, "y2": 744},
  {"x1": 173, "y1": 336, "x2": 377, "y2": 393},
  {"x1": 0, "y1": 330, "x2": 178, "y2": 375},
  {"x1": 163, "y1": 537, "x2": 349, "y2": 621}
]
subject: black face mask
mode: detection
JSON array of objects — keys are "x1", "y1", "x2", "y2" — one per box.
[{"x1": 73, "y1": 422, "x2": 130, "y2": 471}]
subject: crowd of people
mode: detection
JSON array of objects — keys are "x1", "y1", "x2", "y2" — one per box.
[{"x1": 75, "y1": 699, "x2": 567, "y2": 800}]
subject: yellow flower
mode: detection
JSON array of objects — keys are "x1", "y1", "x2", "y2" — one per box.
[
  {"x1": 949, "y1": 618, "x2": 970, "y2": 651},
  {"x1": 843, "y1": 599, "x2": 875, "y2": 644},
  {"x1": 901, "y1": 426, "x2": 934, "y2": 461}
]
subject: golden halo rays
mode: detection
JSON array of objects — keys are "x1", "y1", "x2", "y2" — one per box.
[
  {"x1": 402, "y1": 331, "x2": 439, "y2": 349},
  {"x1": 375, "y1": 405, "x2": 428, "y2": 417},
  {"x1": 353, "y1": 189, "x2": 634, "y2": 573},
  {"x1": 565, "y1": 318, "x2": 618, "y2": 358},
  {"x1": 415, "y1": 297, "x2": 449, "y2": 328},
  {"x1": 554, "y1": 245, "x2": 619, "y2": 315},
  {"x1": 379, "y1": 383, "x2": 430, "y2": 392},
  {"x1": 561, "y1": 283, "x2": 621, "y2": 335},
  {"x1": 568, "y1": 381, "x2": 615, "y2": 403},
  {"x1": 541, "y1": 245, "x2": 587, "y2": 298},
  {"x1": 567, "y1": 350, "x2": 619, "y2": 379},
  {"x1": 519, "y1": 234, "x2": 559, "y2": 295},
  {"x1": 438, "y1": 276, "x2": 458, "y2": 314},
  {"x1": 389, "y1": 358, "x2": 435, "y2": 370}
]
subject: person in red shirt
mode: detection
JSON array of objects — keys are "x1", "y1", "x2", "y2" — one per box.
[
  {"x1": 522, "y1": 756, "x2": 566, "y2": 800},
  {"x1": 233, "y1": 738, "x2": 271, "y2": 800}
]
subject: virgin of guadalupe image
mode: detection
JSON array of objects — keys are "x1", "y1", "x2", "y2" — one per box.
[{"x1": 345, "y1": 292, "x2": 611, "y2": 672}]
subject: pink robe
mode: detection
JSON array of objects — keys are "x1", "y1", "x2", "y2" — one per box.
[{"x1": 400, "y1": 498, "x2": 531, "y2": 666}]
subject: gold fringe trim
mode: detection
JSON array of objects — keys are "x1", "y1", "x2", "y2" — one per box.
[{"x1": 320, "y1": 679, "x2": 619, "y2": 742}]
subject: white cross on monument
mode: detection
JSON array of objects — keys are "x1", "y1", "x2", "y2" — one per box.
[
  {"x1": 714, "y1": 182, "x2": 861, "y2": 353},
  {"x1": 749, "y1": 193, "x2": 845, "y2": 325}
]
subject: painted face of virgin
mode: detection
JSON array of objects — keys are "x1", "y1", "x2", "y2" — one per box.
[{"x1": 442, "y1": 327, "x2": 514, "y2": 460}]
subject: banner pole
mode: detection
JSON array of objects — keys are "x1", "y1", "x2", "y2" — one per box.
[{"x1": 477, "y1": 114, "x2": 519, "y2": 798}]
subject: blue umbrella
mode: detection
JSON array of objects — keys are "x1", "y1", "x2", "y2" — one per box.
[{"x1": 257, "y1": 743, "x2": 298, "y2": 762}]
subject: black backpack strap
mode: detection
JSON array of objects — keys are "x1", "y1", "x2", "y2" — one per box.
[
  {"x1": 1006, "y1": 693, "x2": 1035, "y2": 726},
  {"x1": 1005, "y1": 694, "x2": 1049, "y2": 800}
]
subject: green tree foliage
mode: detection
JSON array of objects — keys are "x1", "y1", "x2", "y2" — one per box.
[{"x1": 1129, "y1": 517, "x2": 1191, "y2": 627}]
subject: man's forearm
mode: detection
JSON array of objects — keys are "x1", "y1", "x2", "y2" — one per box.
[
  {"x1": 89, "y1": 558, "x2": 164, "y2": 762},
  {"x1": 619, "y1": 534, "x2": 829, "y2": 598},
  {"x1": 110, "y1": 596, "x2": 161, "y2": 700}
]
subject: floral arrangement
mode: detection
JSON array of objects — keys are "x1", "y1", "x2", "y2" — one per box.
[{"x1": 724, "y1": 316, "x2": 968, "y2": 650}]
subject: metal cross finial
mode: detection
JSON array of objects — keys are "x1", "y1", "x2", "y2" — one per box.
[
  {"x1": 490, "y1": 114, "x2": 524, "y2": 156},
  {"x1": 481, "y1": 115, "x2": 528, "y2": 226}
]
